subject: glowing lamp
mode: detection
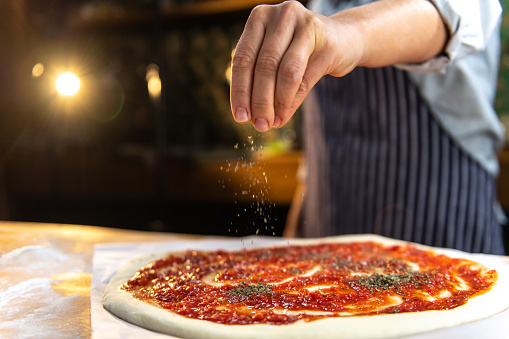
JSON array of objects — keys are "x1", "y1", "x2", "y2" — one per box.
[
  {"x1": 56, "y1": 72, "x2": 80, "y2": 96},
  {"x1": 146, "y1": 64, "x2": 161, "y2": 100}
]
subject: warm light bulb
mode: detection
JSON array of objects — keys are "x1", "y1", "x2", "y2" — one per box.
[
  {"x1": 56, "y1": 72, "x2": 80, "y2": 96},
  {"x1": 147, "y1": 77, "x2": 161, "y2": 98},
  {"x1": 146, "y1": 64, "x2": 161, "y2": 99}
]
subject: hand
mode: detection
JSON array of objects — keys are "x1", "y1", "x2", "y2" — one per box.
[
  {"x1": 230, "y1": 1, "x2": 363, "y2": 132},
  {"x1": 229, "y1": 0, "x2": 446, "y2": 132}
]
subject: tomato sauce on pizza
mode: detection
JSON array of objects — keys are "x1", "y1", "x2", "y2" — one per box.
[{"x1": 121, "y1": 241, "x2": 498, "y2": 325}]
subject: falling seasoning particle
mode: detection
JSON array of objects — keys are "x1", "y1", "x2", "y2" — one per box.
[{"x1": 256, "y1": 229, "x2": 259, "y2": 235}]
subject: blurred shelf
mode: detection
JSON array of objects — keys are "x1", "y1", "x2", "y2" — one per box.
[
  {"x1": 2, "y1": 148, "x2": 301, "y2": 206},
  {"x1": 68, "y1": 0, "x2": 307, "y2": 31}
]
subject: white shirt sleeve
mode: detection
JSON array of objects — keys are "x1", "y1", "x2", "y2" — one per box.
[{"x1": 396, "y1": 0, "x2": 502, "y2": 73}]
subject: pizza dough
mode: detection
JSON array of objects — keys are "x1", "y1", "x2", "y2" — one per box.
[{"x1": 102, "y1": 234, "x2": 509, "y2": 338}]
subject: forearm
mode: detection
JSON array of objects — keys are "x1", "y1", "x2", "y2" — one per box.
[{"x1": 332, "y1": 0, "x2": 448, "y2": 70}]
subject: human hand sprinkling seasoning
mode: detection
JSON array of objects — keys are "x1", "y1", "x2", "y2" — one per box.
[{"x1": 230, "y1": 0, "x2": 446, "y2": 132}]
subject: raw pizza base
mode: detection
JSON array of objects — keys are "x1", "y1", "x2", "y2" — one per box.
[{"x1": 102, "y1": 234, "x2": 509, "y2": 339}]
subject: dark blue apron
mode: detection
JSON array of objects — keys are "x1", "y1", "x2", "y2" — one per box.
[{"x1": 302, "y1": 66, "x2": 506, "y2": 255}]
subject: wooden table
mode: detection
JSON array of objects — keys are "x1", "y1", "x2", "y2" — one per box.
[{"x1": 0, "y1": 221, "x2": 206, "y2": 339}]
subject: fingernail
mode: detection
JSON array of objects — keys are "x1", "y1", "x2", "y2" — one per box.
[
  {"x1": 235, "y1": 107, "x2": 249, "y2": 123},
  {"x1": 273, "y1": 116, "x2": 282, "y2": 128},
  {"x1": 254, "y1": 118, "x2": 269, "y2": 132}
]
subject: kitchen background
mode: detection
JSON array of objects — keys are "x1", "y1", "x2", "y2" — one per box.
[{"x1": 0, "y1": 0, "x2": 508, "y2": 242}]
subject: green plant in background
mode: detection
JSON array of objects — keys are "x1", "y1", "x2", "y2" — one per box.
[{"x1": 496, "y1": 0, "x2": 509, "y2": 117}]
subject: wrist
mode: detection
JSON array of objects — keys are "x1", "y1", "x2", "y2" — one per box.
[{"x1": 326, "y1": 13, "x2": 367, "y2": 76}]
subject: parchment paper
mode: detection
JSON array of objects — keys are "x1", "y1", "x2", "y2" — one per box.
[{"x1": 91, "y1": 237, "x2": 509, "y2": 339}]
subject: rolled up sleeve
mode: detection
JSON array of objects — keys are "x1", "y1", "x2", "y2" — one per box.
[{"x1": 397, "y1": 0, "x2": 502, "y2": 73}]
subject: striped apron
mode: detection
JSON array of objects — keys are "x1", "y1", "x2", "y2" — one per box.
[{"x1": 302, "y1": 66, "x2": 506, "y2": 255}]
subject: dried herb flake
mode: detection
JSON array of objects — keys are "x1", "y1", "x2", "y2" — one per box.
[{"x1": 226, "y1": 282, "x2": 273, "y2": 298}]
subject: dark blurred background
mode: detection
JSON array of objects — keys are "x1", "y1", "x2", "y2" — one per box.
[
  {"x1": 0, "y1": 0, "x2": 508, "y2": 244},
  {"x1": 0, "y1": 0, "x2": 306, "y2": 236}
]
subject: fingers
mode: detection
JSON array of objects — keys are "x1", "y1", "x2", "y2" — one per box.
[
  {"x1": 250, "y1": 6, "x2": 297, "y2": 131},
  {"x1": 230, "y1": 8, "x2": 267, "y2": 126},
  {"x1": 231, "y1": 1, "x2": 322, "y2": 132},
  {"x1": 273, "y1": 22, "x2": 316, "y2": 128}
]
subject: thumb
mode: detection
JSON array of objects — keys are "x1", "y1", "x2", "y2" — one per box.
[{"x1": 289, "y1": 55, "x2": 329, "y2": 117}]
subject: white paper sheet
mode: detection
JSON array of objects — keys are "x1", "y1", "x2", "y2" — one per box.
[{"x1": 91, "y1": 237, "x2": 509, "y2": 339}]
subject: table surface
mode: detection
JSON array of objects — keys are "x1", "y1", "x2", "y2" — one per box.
[
  {"x1": 0, "y1": 221, "x2": 206, "y2": 339},
  {"x1": 1, "y1": 221, "x2": 508, "y2": 339}
]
